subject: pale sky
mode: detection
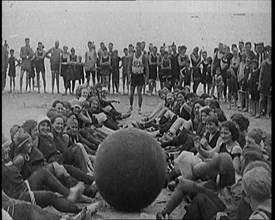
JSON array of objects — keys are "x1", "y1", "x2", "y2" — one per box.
[
  {"x1": 2, "y1": 1, "x2": 271, "y2": 58},
  {"x1": 3, "y1": 1, "x2": 271, "y2": 13}
]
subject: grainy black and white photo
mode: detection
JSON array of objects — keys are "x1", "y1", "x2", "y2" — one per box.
[{"x1": 2, "y1": 0, "x2": 271, "y2": 219}]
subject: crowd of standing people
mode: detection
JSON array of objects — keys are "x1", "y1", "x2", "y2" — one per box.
[{"x1": 2, "y1": 38, "x2": 271, "y2": 118}]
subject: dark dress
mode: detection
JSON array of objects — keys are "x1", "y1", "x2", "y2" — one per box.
[
  {"x1": 248, "y1": 68, "x2": 260, "y2": 101},
  {"x1": 206, "y1": 64, "x2": 212, "y2": 84},
  {"x1": 201, "y1": 60, "x2": 208, "y2": 85},
  {"x1": 191, "y1": 54, "x2": 201, "y2": 82},
  {"x1": 8, "y1": 57, "x2": 16, "y2": 77},
  {"x1": 149, "y1": 54, "x2": 158, "y2": 80},
  {"x1": 68, "y1": 55, "x2": 78, "y2": 81},
  {"x1": 35, "y1": 50, "x2": 45, "y2": 73},
  {"x1": 29, "y1": 59, "x2": 36, "y2": 78},
  {"x1": 170, "y1": 53, "x2": 179, "y2": 81},
  {"x1": 60, "y1": 55, "x2": 69, "y2": 78}
]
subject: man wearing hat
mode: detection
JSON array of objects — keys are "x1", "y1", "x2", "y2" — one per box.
[{"x1": 35, "y1": 42, "x2": 46, "y2": 93}]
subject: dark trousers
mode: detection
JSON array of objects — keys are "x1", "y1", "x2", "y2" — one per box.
[{"x1": 183, "y1": 192, "x2": 226, "y2": 220}]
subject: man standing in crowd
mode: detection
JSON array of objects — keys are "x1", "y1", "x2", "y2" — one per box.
[
  {"x1": 19, "y1": 38, "x2": 34, "y2": 93},
  {"x1": 45, "y1": 40, "x2": 62, "y2": 94},
  {"x1": 2, "y1": 39, "x2": 9, "y2": 91},
  {"x1": 256, "y1": 46, "x2": 272, "y2": 118},
  {"x1": 127, "y1": 42, "x2": 149, "y2": 115}
]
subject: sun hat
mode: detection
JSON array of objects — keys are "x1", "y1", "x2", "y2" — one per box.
[
  {"x1": 71, "y1": 99, "x2": 82, "y2": 109},
  {"x1": 13, "y1": 131, "x2": 31, "y2": 151}
]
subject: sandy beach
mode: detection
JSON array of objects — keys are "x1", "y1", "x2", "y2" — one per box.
[{"x1": 1, "y1": 88, "x2": 271, "y2": 219}]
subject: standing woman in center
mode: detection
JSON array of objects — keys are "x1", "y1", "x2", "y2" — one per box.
[
  {"x1": 60, "y1": 46, "x2": 70, "y2": 95},
  {"x1": 190, "y1": 47, "x2": 202, "y2": 94},
  {"x1": 69, "y1": 47, "x2": 78, "y2": 94}
]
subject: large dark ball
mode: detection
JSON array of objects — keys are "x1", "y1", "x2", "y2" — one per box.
[{"x1": 94, "y1": 128, "x2": 166, "y2": 212}]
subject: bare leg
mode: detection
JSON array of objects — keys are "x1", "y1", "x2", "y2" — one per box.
[
  {"x1": 137, "y1": 85, "x2": 143, "y2": 109},
  {"x1": 51, "y1": 70, "x2": 55, "y2": 94},
  {"x1": 129, "y1": 85, "x2": 135, "y2": 109},
  {"x1": 20, "y1": 70, "x2": 24, "y2": 93},
  {"x1": 41, "y1": 71, "x2": 46, "y2": 93},
  {"x1": 56, "y1": 71, "x2": 60, "y2": 94}
]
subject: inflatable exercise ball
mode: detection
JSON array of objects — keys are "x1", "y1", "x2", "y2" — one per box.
[{"x1": 94, "y1": 128, "x2": 166, "y2": 212}]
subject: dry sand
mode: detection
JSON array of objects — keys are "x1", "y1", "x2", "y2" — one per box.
[{"x1": 1, "y1": 91, "x2": 271, "y2": 219}]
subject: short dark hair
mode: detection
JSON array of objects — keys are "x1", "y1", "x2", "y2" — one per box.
[
  {"x1": 10, "y1": 49, "x2": 14, "y2": 53},
  {"x1": 128, "y1": 44, "x2": 134, "y2": 48},
  {"x1": 230, "y1": 113, "x2": 250, "y2": 132},
  {"x1": 123, "y1": 48, "x2": 128, "y2": 52},
  {"x1": 52, "y1": 100, "x2": 64, "y2": 108},
  {"x1": 88, "y1": 41, "x2": 93, "y2": 45},
  {"x1": 209, "y1": 99, "x2": 221, "y2": 109},
  {"x1": 245, "y1": 42, "x2": 252, "y2": 46},
  {"x1": 25, "y1": 38, "x2": 30, "y2": 41},
  {"x1": 181, "y1": 45, "x2": 187, "y2": 50},
  {"x1": 221, "y1": 121, "x2": 240, "y2": 141},
  {"x1": 109, "y1": 42, "x2": 113, "y2": 46}
]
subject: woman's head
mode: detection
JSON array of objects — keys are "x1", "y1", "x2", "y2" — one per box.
[
  {"x1": 71, "y1": 100, "x2": 82, "y2": 115},
  {"x1": 22, "y1": 120, "x2": 38, "y2": 140},
  {"x1": 165, "y1": 93, "x2": 175, "y2": 105},
  {"x1": 175, "y1": 91, "x2": 185, "y2": 104},
  {"x1": 209, "y1": 99, "x2": 221, "y2": 110},
  {"x1": 200, "y1": 107, "x2": 213, "y2": 124},
  {"x1": 206, "y1": 115, "x2": 219, "y2": 134},
  {"x1": 80, "y1": 87, "x2": 89, "y2": 99},
  {"x1": 158, "y1": 89, "x2": 166, "y2": 99},
  {"x1": 89, "y1": 97, "x2": 99, "y2": 112},
  {"x1": 220, "y1": 121, "x2": 239, "y2": 143},
  {"x1": 101, "y1": 87, "x2": 108, "y2": 98},
  {"x1": 65, "y1": 115, "x2": 78, "y2": 136},
  {"x1": 13, "y1": 130, "x2": 33, "y2": 155},
  {"x1": 52, "y1": 100, "x2": 65, "y2": 113},
  {"x1": 50, "y1": 114, "x2": 65, "y2": 134},
  {"x1": 38, "y1": 117, "x2": 51, "y2": 136},
  {"x1": 192, "y1": 99, "x2": 206, "y2": 117},
  {"x1": 230, "y1": 113, "x2": 250, "y2": 134}
]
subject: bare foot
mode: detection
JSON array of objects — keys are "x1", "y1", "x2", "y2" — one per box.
[
  {"x1": 67, "y1": 182, "x2": 85, "y2": 202},
  {"x1": 84, "y1": 202, "x2": 100, "y2": 220}
]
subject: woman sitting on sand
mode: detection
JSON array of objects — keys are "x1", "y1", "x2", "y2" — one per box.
[
  {"x1": 2, "y1": 133, "x2": 92, "y2": 213},
  {"x1": 2, "y1": 190, "x2": 99, "y2": 220},
  {"x1": 88, "y1": 96, "x2": 120, "y2": 131},
  {"x1": 97, "y1": 87, "x2": 131, "y2": 121},
  {"x1": 18, "y1": 119, "x2": 97, "y2": 198}
]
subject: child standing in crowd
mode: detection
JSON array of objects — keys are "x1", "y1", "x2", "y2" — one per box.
[
  {"x1": 178, "y1": 45, "x2": 189, "y2": 86},
  {"x1": 242, "y1": 57, "x2": 251, "y2": 112},
  {"x1": 227, "y1": 67, "x2": 238, "y2": 109},
  {"x1": 190, "y1": 47, "x2": 201, "y2": 94},
  {"x1": 100, "y1": 47, "x2": 111, "y2": 89},
  {"x1": 121, "y1": 48, "x2": 129, "y2": 95},
  {"x1": 111, "y1": 50, "x2": 121, "y2": 94},
  {"x1": 160, "y1": 51, "x2": 172, "y2": 91},
  {"x1": 8, "y1": 49, "x2": 20, "y2": 93},
  {"x1": 248, "y1": 59, "x2": 260, "y2": 116},
  {"x1": 180, "y1": 60, "x2": 192, "y2": 87},
  {"x1": 148, "y1": 46, "x2": 158, "y2": 95},
  {"x1": 206, "y1": 56, "x2": 213, "y2": 95},
  {"x1": 199, "y1": 50, "x2": 208, "y2": 94},
  {"x1": 237, "y1": 53, "x2": 247, "y2": 111},
  {"x1": 213, "y1": 66, "x2": 224, "y2": 102},
  {"x1": 28, "y1": 57, "x2": 36, "y2": 92}
]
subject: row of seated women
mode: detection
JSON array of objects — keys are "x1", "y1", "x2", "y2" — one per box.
[
  {"x1": 129, "y1": 85, "x2": 271, "y2": 219},
  {"x1": 2, "y1": 83, "x2": 133, "y2": 220}
]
